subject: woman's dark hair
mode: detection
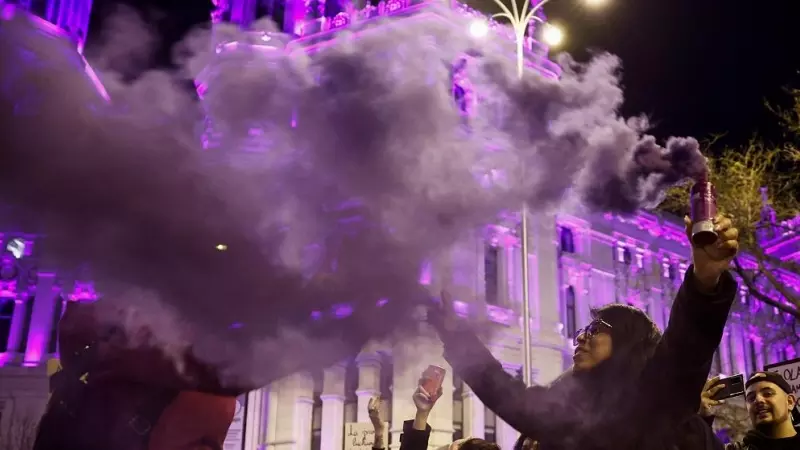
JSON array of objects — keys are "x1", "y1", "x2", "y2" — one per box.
[
  {"x1": 590, "y1": 303, "x2": 662, "y2": 379},
  {"x1": 459, "y1": 439, "x2": 500, "y2": 450}
]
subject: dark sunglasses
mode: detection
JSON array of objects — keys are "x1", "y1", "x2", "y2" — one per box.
[{"x1": 573, "y1": 318, "x2": 613, "y2": 346}]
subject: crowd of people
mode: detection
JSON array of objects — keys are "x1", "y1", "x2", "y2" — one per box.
[{"x1": 32, "y1": 214, "x2": 798, "y2": 450}]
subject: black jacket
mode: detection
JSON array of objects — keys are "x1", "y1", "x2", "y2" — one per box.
[
  {"x1": 724, "y1": 430, "x2": 800, "y2": 450},
  {"x1": 436, "y1": 266, "x2": 737, "y2": 450},
  {"x1": 400, "y1": 420, "x2": 433, "y2": 450}
]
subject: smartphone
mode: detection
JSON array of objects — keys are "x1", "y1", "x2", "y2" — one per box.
[
  {"x1": 711, "y1": 374, "x2": 745, "y2": 401},
  {"x1": 421, "y1": 365, "x2": 446, "y2": 395}
]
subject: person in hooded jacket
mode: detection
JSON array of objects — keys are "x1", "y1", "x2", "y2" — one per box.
[{"x1": 429, "y1": 214, "x2": 740, "y2": 450}]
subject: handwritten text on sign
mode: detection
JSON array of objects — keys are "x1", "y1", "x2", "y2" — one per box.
[
  {"x1": 344, "y1": 422, "x2": 389, "y2": 450},
  {"x1": 765, "y1": 357, "x2": 800, "y2": 396}
]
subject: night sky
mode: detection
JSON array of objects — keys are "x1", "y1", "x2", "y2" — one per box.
[{"x1": 86, "y1": 0, "x2": 799, "y2": 147}]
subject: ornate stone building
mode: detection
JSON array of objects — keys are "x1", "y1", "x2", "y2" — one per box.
[{"x1": 1, "y1": 0, "x2": 799, "y2": 448}]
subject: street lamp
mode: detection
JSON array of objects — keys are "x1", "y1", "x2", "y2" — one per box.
[{"x1": 473, "y1": 0, "x2": 603, "y2": 387}]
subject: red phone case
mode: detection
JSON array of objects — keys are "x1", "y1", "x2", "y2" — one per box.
[{"x1": 421, "y1": 365, "x2": 446, "y2": 394}]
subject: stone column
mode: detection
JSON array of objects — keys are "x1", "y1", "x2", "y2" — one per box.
[
  {"x1": 321, "y1": 364, "x2": 347, "y2": 450},
  {"x1": 355, "y1": 350, "x2": 381, "y2": 422},
  {"x1": 243, "y1": 387, "x2": 271, "y2": 450},
  {"x1": 295, "y1": 378, "x2": 315, "y2": 450},
  {"x1": 262, "y1": 384, "x2": 280, "y2": 450},
  {"x1": 461, "y1": 384, "x2": 485, "y2": 439},
  {"x1": 265, "y1": 373, "x2": 313, "y2": 450},
  {"x1": 24, "y1": 272, "x2": 59, "y2": 365},
  {"x1": 531, "y1": 214, "x2": 567, "y2": 385}
]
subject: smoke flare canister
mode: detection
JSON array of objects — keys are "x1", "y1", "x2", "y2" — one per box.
[{"x1": 690, "y1": 178, "x2": 718, "y2": 247}]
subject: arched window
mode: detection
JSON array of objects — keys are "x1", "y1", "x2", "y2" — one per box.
[
  {"x1": 560, "y1": 228, "x2": 575, "y2": 254},
  {"x1": 484, "y1": 244, "x2": 499, "y2": 305},
  {"x1": 564, "y1": 286, "x2": 577, "y2": 338}
]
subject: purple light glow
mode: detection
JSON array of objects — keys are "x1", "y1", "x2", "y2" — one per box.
[
  {"x1": 418, "y1": 260, "x2": 432, "y2": 285},
  {"x1": 332, "y1": 303, "x2": 353, "y2": 318},
  {"x1": 68, "y1": 281, "x2": 98, "y2": 302},
  {"x1": 376, "y1": 298, "x2": 389, "y2": 307}
]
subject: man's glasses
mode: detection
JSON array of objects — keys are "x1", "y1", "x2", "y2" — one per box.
[{"x1": 573, "y1": 318, "x2": 613, "y2": 346}]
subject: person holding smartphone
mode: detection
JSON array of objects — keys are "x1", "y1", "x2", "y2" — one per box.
[
  {"x1": 367, "y1": 370, "x2": 442, "y2": 450},
  {"x1": 698, "y1": 372, "x2": 798, "y2": 450},
  {"x1": 429, "y1": 214, "x2": 740, "y2": 450},
  {"x1": 368, "y1": 369, "x2": 499, "y2": 450}
]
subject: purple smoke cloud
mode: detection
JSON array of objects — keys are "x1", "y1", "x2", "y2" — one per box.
[{"x1": 0, "y1": 3, "x2": 704, "y2": 386}]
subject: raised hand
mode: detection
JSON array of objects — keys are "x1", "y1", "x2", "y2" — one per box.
[
  {"x1": 413, "y1": 381, "x2": 442, "y2": 413},
  {"x1": 368, "y1": 396, "x2": 384, "y2": 431},
  {"x1": 698, "y1": 375, "x2": 725, "y2": 417},
  {"x1": 685, "y1": 214, "x2": 739, "y2": 289}
]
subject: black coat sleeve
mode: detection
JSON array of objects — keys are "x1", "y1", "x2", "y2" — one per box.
[
  {"x1": 635, "y1": 265, "x2": 737, "y2": 425},
  {"x1": 436, "y1": 323, "x2": 558, "y2": 441},
  {"x1": 400, "y1": 419, "x2": 432, "y2": 450}
]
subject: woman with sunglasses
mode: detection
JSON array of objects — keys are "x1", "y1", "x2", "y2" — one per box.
[{"x1": 430, "y1": 214, "x2": 740, "y2": 450}]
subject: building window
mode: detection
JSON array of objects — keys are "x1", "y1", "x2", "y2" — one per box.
[
  {"x1": 343, "y1": 360, "x2": 358, "y2": 423},
  {"x1": 747, "y1": 339, "x2": 758, "y2": 374},
  {"x1": 667, "y1": 265, "x2": 677, "y2": 281},
  {"x1": 564, "y1": 286, "x2": 577, "y2": 339},
  {"x1": 712, "y1": 350, "x2": 723, "y2": 376},
  {"x1": 17, "y1": 297, "x2": 34, "y2": 353},
  {"x1": 779, "y1": 347, "x2": 788, "y2": 363},
  {"x1": 622, "y1": 248, "x2": 632, "y2": 265},
  {"x1": 484, "y1": 406, "x2": 496, "y2": 443},
  {"x1": 311, "y1": 370, "x2": 323, "y2": 450},
  {"x1": 48, "y1": 296, "x2": 66, "y2": 355},
  {"x1": 484, "y1": 244, "x2": 499, "y2": 305},
  {"x1": 0, "y1": 298, "x2": 14, "y2": 352},
  {"x1": 379, "y1": 352, "x2": 393, "y2": 445},
  {"x1": 452, "y1": 375, "x2": 463, "y2": 442},
  {"x1": 727, "y1": 333, "x2": 738, "y2": 374},
  {"x1": 559, "y1": 228, "x2": 575, "y2": 254}
]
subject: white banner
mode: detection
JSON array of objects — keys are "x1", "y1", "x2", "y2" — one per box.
[
  {"x1": 224, "y1": 395, "x2": 248, "y2": 450},
  {"x1": 764, "y1": 357, "x2": 800, "y2": 395},
  {"x1": 344, "y1": 422, "x2": 389, "y2": 450}
]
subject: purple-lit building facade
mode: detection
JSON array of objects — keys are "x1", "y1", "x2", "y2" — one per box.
[{"x1": 1, "y1": 0, "x2": 799, "y2": 447}]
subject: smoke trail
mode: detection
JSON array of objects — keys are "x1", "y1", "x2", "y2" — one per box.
[{"x1": 0, "y1": 3, "x2": 704, "y2": 387}]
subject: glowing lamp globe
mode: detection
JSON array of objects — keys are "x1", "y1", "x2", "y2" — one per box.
[
  {"x1": 469, "y1": 19, "x2": 489, "y2": 38},
  {"x1": 542, "y1": 24, "x2": 564, "y2": 47}
]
